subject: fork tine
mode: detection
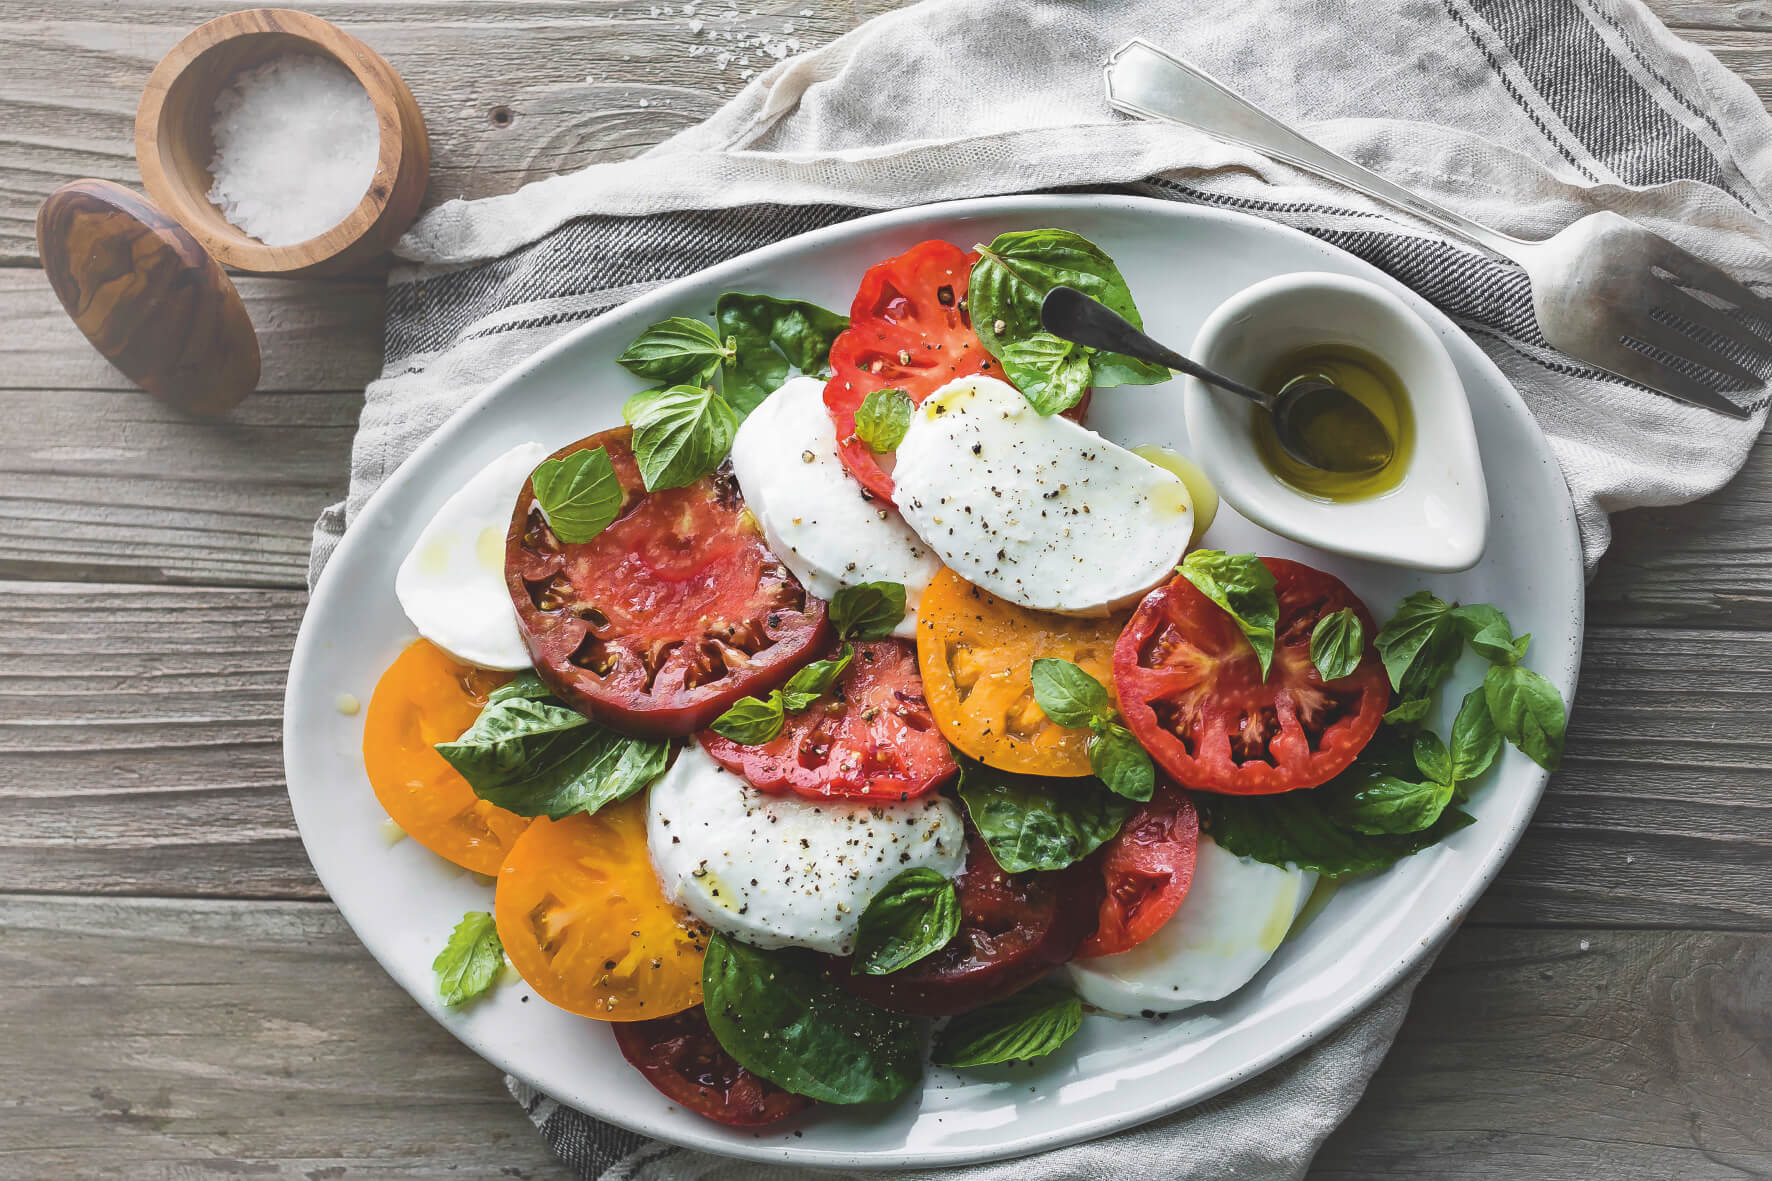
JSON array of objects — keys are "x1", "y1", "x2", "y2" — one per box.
[
  {"x1": 1589, "y1": 340, "x2": 1752, "y2": 419},
  {"x1": 1650, "y1": 238, "x2": 1772, "y2": 325},
  {"x1": 1655, "y1": 282, "x2": 1772, "y2": 358},
  {"x1": 1628, "y1": 311, "x2": 1762, "y2": 389}
]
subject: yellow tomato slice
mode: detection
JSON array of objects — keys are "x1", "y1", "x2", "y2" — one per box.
[
  {"x1": 917, "y1": 568, "x2": 1128, "y2": 777},
  {"x1": 363, "y1": 638, "x2": 532, "y2": 874},
  {"x1": 495, "y1": 804, "x2": 707, "y2": 1021}
]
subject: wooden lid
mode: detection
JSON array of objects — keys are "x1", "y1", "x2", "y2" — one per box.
[{"x1": 36, "y1": 179, "x2": 259, "y2": 415}]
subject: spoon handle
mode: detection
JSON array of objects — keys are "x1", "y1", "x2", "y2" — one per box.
[{"x1": 1039, "y1": 286, "x2": 1274, "y2": 409}]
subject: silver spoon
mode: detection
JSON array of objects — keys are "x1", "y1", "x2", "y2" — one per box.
[{"x1": 1039, "y1": 285, "x2": 1394, "y2": 475}]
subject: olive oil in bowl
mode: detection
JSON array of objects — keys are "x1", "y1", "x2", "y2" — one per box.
[{"x1": 1252, "y1": 345, "x2": 1413, "y2": 501}]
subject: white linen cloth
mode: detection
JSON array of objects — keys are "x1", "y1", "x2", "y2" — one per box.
[{"x1": 307, "y1": 0, "x2": 1772, "y2": 1176}]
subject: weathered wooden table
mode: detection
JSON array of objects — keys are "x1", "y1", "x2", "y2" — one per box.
[{"x1": 3, "y1": 2, "x2": 1770, "y2": 1176}]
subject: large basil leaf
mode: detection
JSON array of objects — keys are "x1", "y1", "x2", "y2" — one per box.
[
  {"x1": 1449, "y1": 685, "x2": 1502, "y2": 784},
  {"x1": 702, "y1": 934, "x2": 921, "y2": 1104},
  {"x1": 997, "y1": 331, "x2": 1092, "y2": 416},
  {"x1": 714, "y1": 293, "x2": 849, "y2": 418},
  {"x1": 528, "y1": 447, "x2": 623, "y2": 544},
  {"x1": 433, "y1": 911, "x2": 503, "y2": 1007},
  {"x1": 931, "y1": 980, "x2": 1082, "y2": 1068},
  {"x1": 956, "y1": 756, "x2": 1134, "y2": 873},
  {"x1": 626, "y1": 384, "x2": 739, "y2": 492},
  {"x1": 616, "y1": 316, "x2": 733, "y2": 386},
  {"x1": 1201, "y1": 788, "x2": 1473, "y2": 878},
  {"x1": 1374, "y1": 591, "x2": 1461, "y2": 699},
  {"x1": 851, "y1": 867, "x2": 960, "y2": 976},
  {"x1": 1177, "y1": 551, "x2": 1279, "y2": 678},
  {"x1": 968, "y1": 229, "x2": 1169, "y2": 398},
  {"x1": 435, "y1": 681, "x2": 671, "y2": 819},
  {"x1": 1483, "y1": 663, "x2": 1566, "y2": 771}
]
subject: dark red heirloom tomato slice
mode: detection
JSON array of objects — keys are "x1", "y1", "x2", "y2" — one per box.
[
  {"x1": 1115, "y1": 558, "x2": 1388, "y2": 795},
  {"x1": 507, "y1": 427, "x2": 831, "y2": 737},
  {"x1": 699, "y1": 638, "x2": 958, "y2": 802},
  {"x1": 1075, "y1": 781, "x2": 1198, "y2": 959},
  {"x1": 831, "y1": 832, "x2": 1101, "y2": 1016},
  {"x1": 613, "y1": 1005, "x2": 812, "y2": 1127}
]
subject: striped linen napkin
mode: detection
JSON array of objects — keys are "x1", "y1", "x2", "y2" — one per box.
[{"x1": 309, "y1": 0, "x2": 1772, "y2": 1176}]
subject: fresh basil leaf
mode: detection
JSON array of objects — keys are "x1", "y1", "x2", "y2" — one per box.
[
  {"x1": 709, "y1": 691, "x2": 786, "y2": 745},
  {"x1": 528, "y1": 447, "x2": 624, "y2": 544},
  {"x1": 1029, "y1": 657, "x2": 1113, "y2": 728},
  {"x1": 714, "y1": 293, "x2": 849, "y2": 418},
  {"x1": 1087, "y1": 721, "x2": 1155, "y2": 802},
  {"x1": 487, "y1": 671, "x2": 552, "y2": 704},
  {"x1": 1200, "y1": 784, "x2": 1473, "y2": 877},
  {"x1": 932, "y1": 980, "x2": 1083, "y2": 1068},
  {"x1": 433, "y1": 911, "x2": 503, "y2": 1007},
  {"x1": 782, "y1": 644, "x2": 854, "y2": 712},
  {"x1": 1375, "y1": 591, "x2": 1457, "y2": 693},
  {"x1": 702, "y1": 934, "x2": 920, "y2": 1104},
  {"x1": 1383, "y1": 697, "x2": 1432, "y2": 726},
  {"x1": 997, "y1": 331, "x2": 1092, "y2": 415},
  {"x1": 851, "y1": 867, "x2": 961, "y2": 976},
  {"x1": 1451, "y1": 603, "x2": 1526, "y2": 666},
  {"x1": 1177, "y1": 551, "x2": 1279, "y2": 678},
  {"x1": 616, "y1": 316, "x2": 732, "y2": 386},
  {"x1": 855, "y1": 387, "x2": 913, "y2": 453},
  {"x1": 969, "y1": 229, "x2": 1170, "y2": 393},
  {"x1": 627, "y1": 384, "x2": 739, "y2": 491},
  {"x1": 1450, "y1": 685, "x2": 1502, "y2": 784},
  {"x1": 1413, "y1": 730, "x2": 1452, "y2": 787},
  {"x1": 1310, "y1": 607, "x2": 1365, "y2": 682},
  {"x1": 1333, "y1": 774, "x2": 1455, "y2": 835},
  {"x1": 829, "y1": 581, "x2": 906, "y2": 641},
  {"x1": 1483, "y1": 663, "x2": 1566, "y2": 771},
  {"x1": 435, "y1": 691, "x2": 671, "y2": 819},
  {"x1": 956, "y1": 755, "x2": 1134, "y2": 873},
  {"x1": 1399, "y1": 617, "x2": 1463, "y2": 704}
]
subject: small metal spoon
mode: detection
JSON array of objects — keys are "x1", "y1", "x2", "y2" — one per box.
[{"x1": 1039, "y1": 285, "x2": 1394, "y2": 475}]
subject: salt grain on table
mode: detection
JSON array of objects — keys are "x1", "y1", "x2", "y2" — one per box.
[{"x1": 206, "y1": 54, "x2": 380, "y2": 247}]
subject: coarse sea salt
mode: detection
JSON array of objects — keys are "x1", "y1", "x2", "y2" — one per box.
[{"x1": 206, "y1": 54, "x2": 380, "y2": 247}]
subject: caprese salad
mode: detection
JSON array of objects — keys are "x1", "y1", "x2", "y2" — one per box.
[{"x1": 360, "y1": 229, "x2": 1569, "y2": 1127}]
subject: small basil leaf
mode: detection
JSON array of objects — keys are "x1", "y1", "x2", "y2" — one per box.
[
  {"x1": 851, "y1": 867, "x2": 961, "y2": 976},
  {"x1": 709, "y1": 691, "x2": 786, "y2": 745},
  {"x1": 1450, "y1": 603, "x2": 1524, "y2": 666},
  {"x1": 956, "y1": 755, "x2": 1134, "y2": 873},
  {"x1": 433, "y1": 911, "x2": 503, "y2": 1007},
  {"x1": 528, "y1": 447, "x2": 624, "y2": 544},
  {"x1": 1374, "y1": 591, "x2": 1458, "y2": 694},
  {"x1": 615, "y1": 316, "x2": 731, "y2": 385},
  {"x1": 1413, "y1": 730, "x2": 1452, "y2": 787},
  {"x1": 435, "y1": 691, "x2": 671, "y2": 819},
  {"x1": 1399, "y1": 619, "x2": 1463, "y2": 704},
  {"x1": 782, "y1": 644, "x2": 854, "y2": 711},
  {"x1": 829, "y1": 581, "x2": 907, "y2": 641},
  {"x1": 1483, "y1": 663, "x2": 1567, "y2": 771},
  {"x1": 714, "y1": 293, "x2": 849, "y2": 418},
  {"x1": 1310, "y1": 607, "x2": 1365, "y2": 682},
  {"x1": 932, "y1": 980, "x2": 1083, "y2": 1068},
  {"x1": 1177, "y1": 551, "x2": 1279, "y2": 678},
  {"x1": 1450, "y1": 685, "x2": 1502, "y2": 784},
  {"x1": 628, "y1": 384, "x2": 739, "y2": 491},
  {"x1": 854, "y1": 387, "x2": 914, "y2": 453},
  {"x1": 488, "y1": 671, "x2": 552, "y2": 704},
  {"x1": 1087, "y1": 721, "x2": 1155, "y2": 802},
  {"x1": 1028, "y1": 657, "x2": 1113, "y2": 728},
  {"x1": 1333, "y1": 775, "x2": 1455, "y2": 835},
  {"x1": 997, "y1": 332, "x2": 1092, "y2": 415},
  {"x1": 702, "y1": 934, "x2": 920, "y2": 1104},
  {"x1": 1383, "y1": 697, "x2": 1432, "y2": 726}
]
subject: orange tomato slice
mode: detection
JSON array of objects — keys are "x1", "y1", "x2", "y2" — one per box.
[
  {"x1": 917, "y1": 568, "x2": 1129, "y2": 777},
  {"x1": 363, "y1": 638, "x2": 532, "y2": 874},
  {"x1": 495, "y1": 803, "x2": 707, "y2": 1021}
]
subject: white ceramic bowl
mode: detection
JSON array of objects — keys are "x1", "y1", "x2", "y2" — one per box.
[{"x1": 1184, "y1": 271, "x2": 1490, "y2": 572}]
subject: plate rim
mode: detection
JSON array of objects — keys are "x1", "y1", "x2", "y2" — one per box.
[{"x1": 285, "y1": 191, "x2": 1585, "y2": 1169}]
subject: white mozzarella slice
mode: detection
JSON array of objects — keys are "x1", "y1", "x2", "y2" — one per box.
[
  {"x1": 1063, "y1": 835, "x2": 1316, "y2": 1015},
  {"x1": 394, "y1": 441, "x2": 549, "y2": 670},
  {"x1": 729, "y1": 375, "x2": 939, "y2": 639},
  {"x1": 647, "y1": 741, "x2": 966, "y2": 955},
  {"x1": 891, "y1": 375, "x2": 1193, "y2": 616}
]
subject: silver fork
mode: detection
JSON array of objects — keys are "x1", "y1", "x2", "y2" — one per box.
[{"x1": 1105, "y1": 38, "x2": 1768, "y2": 420}]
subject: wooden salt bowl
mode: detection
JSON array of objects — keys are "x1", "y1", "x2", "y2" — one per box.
[{"x1": 134, "y1": 8, "x2": 429, "y2": 276}]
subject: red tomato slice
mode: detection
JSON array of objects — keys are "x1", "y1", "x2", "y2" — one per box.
[
  {"x1": 823, "y1": 240, "x2": 997, "y2": 501},
  {"x1": 830, "y1": 832, "x2": 1100, "y2": 1016},
  {"x1": 613, "y1": 1005, "x2": 813, "y2": 1127},
  {"x1": 699, "y1": 638, "x2": 957, "y2": 802},
  {"x1": 1076, "y1": 781, "x2": 1198, "y2": 958},
  {"x1": 1114, "y1": 558, "x2": 1388, "y2": 795},
  {"x1": 506, "y1": 427, "x2": 831, "y2": 737}
]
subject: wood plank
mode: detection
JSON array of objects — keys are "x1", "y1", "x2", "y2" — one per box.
[
  {"x1": 4, "y1": 580, "x2": 1771, "y2": 927},
  {"x1": 0, "y1": 0, "x2": 902, "y2": 268},
  {"x1": 2, "y1": 893, "x2": 1763, "y2": 1178},
  {"x1": 1312, "y1": 926, "x2": 1772, "y2": 1179}
]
